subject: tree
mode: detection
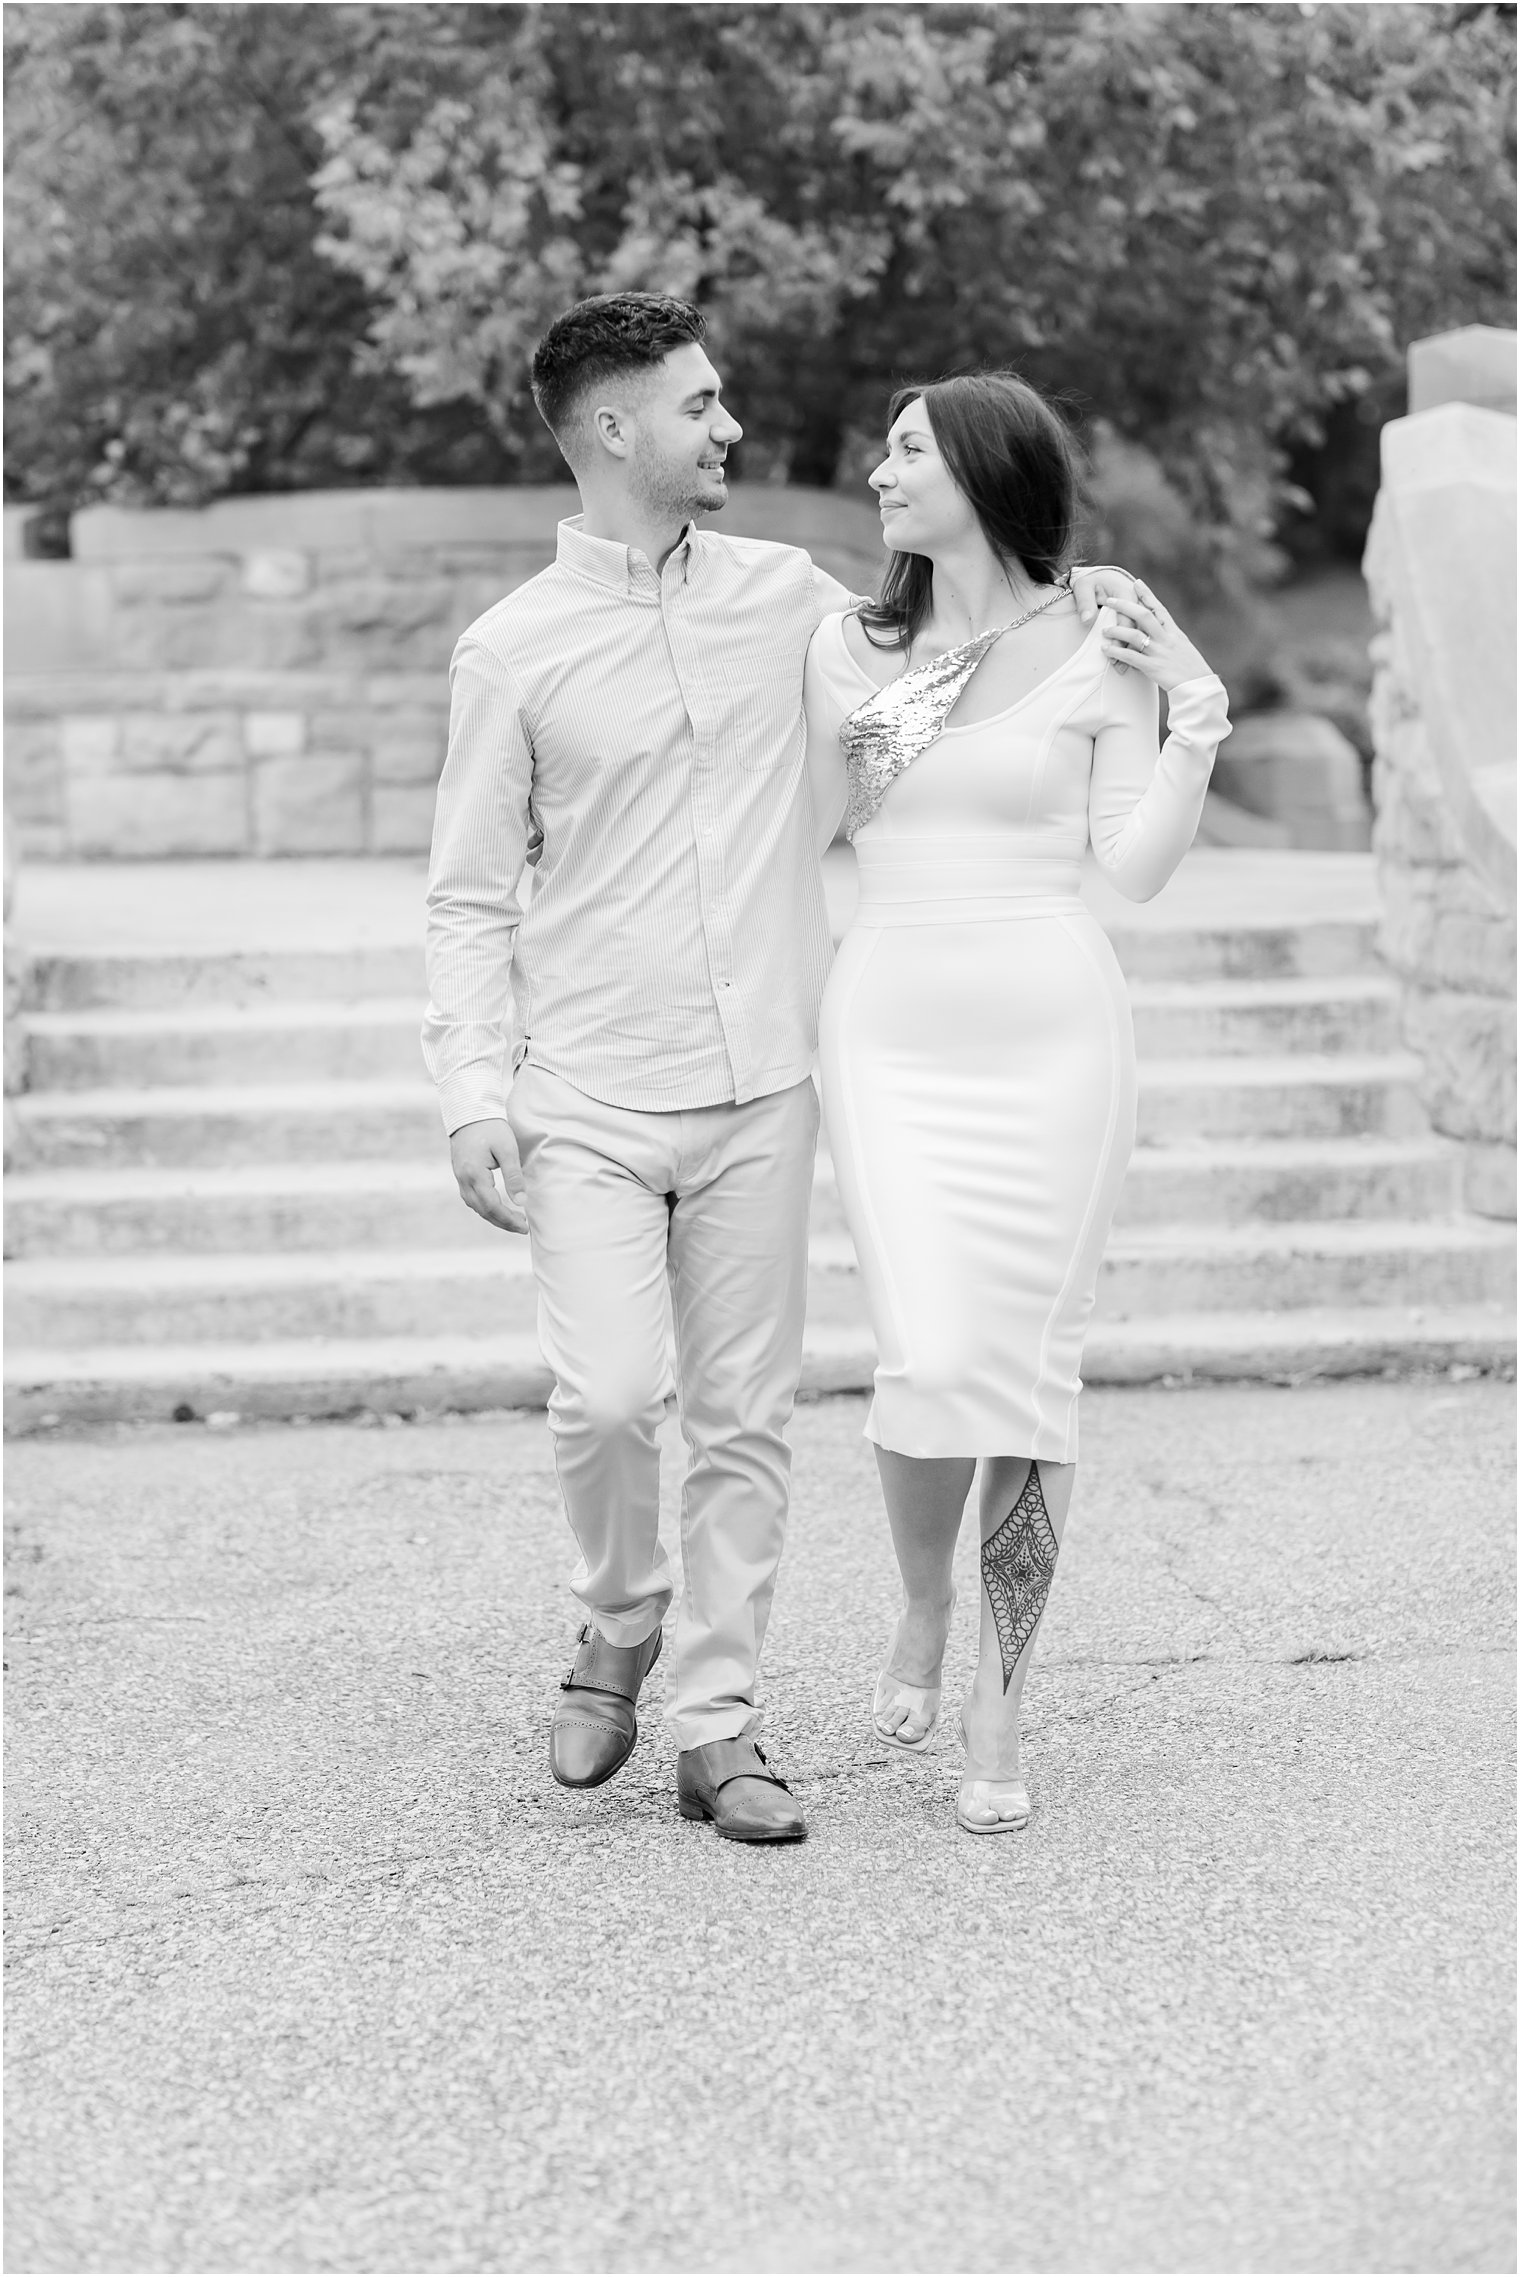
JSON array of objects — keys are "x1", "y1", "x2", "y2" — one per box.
[
  {"x1": 2, "y1": 3, "x2": 514, "y2": 506},
  {"x1": 6, "y1": 0, "x2": 1514, "y2": 566},
  {"x1": 309, "y1": 2, "x2": 1516, "y2": 565}
]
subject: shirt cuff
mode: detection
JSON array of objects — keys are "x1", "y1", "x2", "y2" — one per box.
[
  {"x1": 437, "y1": 1081, "x2": 510, "y2": 1138},
  {"x1": 1166, "y1": 673, "x2": 1232, "y2": 744}
]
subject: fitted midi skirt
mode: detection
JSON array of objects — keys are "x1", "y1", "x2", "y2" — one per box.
[{"x1": 818, "y1": 882, "x2": 1137, "y2": 1464}]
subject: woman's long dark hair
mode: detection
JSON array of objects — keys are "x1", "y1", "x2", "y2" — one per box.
[{"x1": 859, "y1": 371, "x2": 1080, "y2": 652}]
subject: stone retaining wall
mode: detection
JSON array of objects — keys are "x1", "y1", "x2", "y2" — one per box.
[
  {"x1": 4, "y1": 486, "x2": 884, "y2": 860},
  {"x1": 1363, "y1": 360, "x2": 1517, "y2": 1222}
]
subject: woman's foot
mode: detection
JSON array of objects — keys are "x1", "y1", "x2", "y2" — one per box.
[
  {"x1": 955, "y1": 1703, "x2": 1031, "y2": 1834},
  {"x1": 872, "y1": 1590, "x2": 956, "y2": 1752}
]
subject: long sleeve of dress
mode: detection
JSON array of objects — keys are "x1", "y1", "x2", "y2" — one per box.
[
  {"x1": 421, "y1": 635, "x2": 536, "y2": 1134},
  {"x1": 1087, "y1": 667, "x2": 1231, "y2": 903},
  {"x1": 803, "y1": 615, "x2": 857, "y2": 853}
]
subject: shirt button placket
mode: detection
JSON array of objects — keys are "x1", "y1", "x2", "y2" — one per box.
[{"x1": 668, "y1": 564, "x2": 749, "y2": 1098}]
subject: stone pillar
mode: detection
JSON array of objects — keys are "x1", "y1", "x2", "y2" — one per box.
[
  {"x1": 1364, "y1": 332, "x2": 1517, "y2": 1221},
  {"x1": 4, "y1": 804, "x2": 29, "y2": 1170}
]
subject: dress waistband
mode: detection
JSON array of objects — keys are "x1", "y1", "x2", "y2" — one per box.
[{"x1": 851, "y1": 845, "x2": 1085, "y2": 927}]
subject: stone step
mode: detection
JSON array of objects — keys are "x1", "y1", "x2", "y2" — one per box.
[
  {"x1": 1092, "y1": 1218, "x2": 1516, "y2": 1318},
  {"x1": 22, "y1": 974, "x2": 1405, "y2": 1091},
  {"x1": 25, "y1": 998, "x2": 429, "y2": 1090},
  {"x1": 1137, "y1": 1055, "x2": 1428, "y2": 1141},
  {"x1": 6, "y1": 1303, "x2": 1512, "y2": 1432},
  {"x1": 2, "y1": 1160, "x2": 493, "y2": 1258},
  {"x1": 28, "y1": 945, "x2": 427, "y2": 1014},
  {"x1": 1125, "y1": 974, "x2": 1401, "y2": 1058},
  {"x1": 809, "y1": 1140, "x2": 1463, "y2": 1233},
  {"x1": 1, "y1": 1158, "x2": 846, "y2": 1260},
  {"x1": 1094, "y1": 919, "x2": 1379, "y2": 983},
  {"x1": 5, "y1": 1124, "x2": 1463, "y2": 1263},
  {"x1": 1109, "y1": 1138, "x2": 1461, "y2": 1227},
  {"x1": 26, "y1": 905, "x2": 1380, "y2": 1019},
  {"x1": 2, "y1": 1243, "x2": 860, "y2": 1346},
  {"x1": 12, "y1": 1051, "x2": 1432, "y2": 1172},
  {"x1": 13, "y1": 1078, "x2": 442, "y2": 1168},
  {"x1": 9, "y1": 1215, "x2": 1510, "y2": 1348}
]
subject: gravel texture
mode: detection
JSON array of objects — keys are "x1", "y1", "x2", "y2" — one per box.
[{"x1": 5, "y1": 1380, "x2": 1515, "y2": 2273}]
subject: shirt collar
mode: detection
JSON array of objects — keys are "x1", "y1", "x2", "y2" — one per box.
[{"x1": 556, "y1": 514, "x2": 697, "y2": 596}]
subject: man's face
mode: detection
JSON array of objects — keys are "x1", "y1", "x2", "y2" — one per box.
[{"x1": 617, "y1": 342, "x2": 744, "y2": 522}]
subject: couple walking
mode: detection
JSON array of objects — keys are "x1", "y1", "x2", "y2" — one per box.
[{"x1": 423, "y1": 292, "x2": 1231, "y2": 1843}]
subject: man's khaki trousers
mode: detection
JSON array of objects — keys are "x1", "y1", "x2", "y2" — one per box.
[{"x1": 507, "y1": 1064, "x2": 819, "y2": 1752}]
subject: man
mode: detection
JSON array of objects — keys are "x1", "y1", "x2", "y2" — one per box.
[{"x1": 424, "y1": 292, "x2": 1127, "y2": 1842}]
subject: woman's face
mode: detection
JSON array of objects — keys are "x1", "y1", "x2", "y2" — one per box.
[{"x1": 870, "y1": 398, "x2": 978, "y2": 556}]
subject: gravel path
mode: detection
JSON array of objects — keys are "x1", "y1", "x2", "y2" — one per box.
[{"x1": 5, "y1": 1380, "x2": 1514, "y2": 2273}]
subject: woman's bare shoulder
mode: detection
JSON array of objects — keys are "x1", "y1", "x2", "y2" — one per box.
[{"x1": 839, "y1": 608, "x2": 901, "y2": 690}]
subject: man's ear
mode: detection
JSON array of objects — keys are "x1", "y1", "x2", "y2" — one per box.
[{"x1": 591, "y1": 403, "x2": 631, "y2": 461}]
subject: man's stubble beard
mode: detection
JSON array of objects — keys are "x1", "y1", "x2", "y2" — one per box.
[{"x1": 629, "y1": 443, "x2": 727, "y2": 526}]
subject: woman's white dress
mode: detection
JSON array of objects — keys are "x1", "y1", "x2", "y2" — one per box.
[{"x1": 807, "y1": 612, "x2": 1232, "y2": 1463}]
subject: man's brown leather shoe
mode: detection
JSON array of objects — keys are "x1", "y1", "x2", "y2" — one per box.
[
  {"x1": 676, "y1": 1736, "x2": 807, "y2": 1843},
  {"x1": 549, "y1": 1622, "x2": 663, "y2": 1789}
]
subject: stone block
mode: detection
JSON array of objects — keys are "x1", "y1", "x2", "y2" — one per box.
[
  {"x1": 1408, "y1": 325, "x2": 1517, "y2": 416},
  {"x1": 5, "y1": 927, "x2": 30, "y2": 1098},
  {"x1": 16, "y1": 821, "x2": 66, "y2": 861},
  {"x1": 366, "y1": 673, "x2": 444, "y2": 707},
  {"x1": 244, "y1": 711, "x2": 306, "y2": 758},
  {"x1": 433, "y1": 544, "x2": 537, "y2": 575},
  {"x1": 306, "y1": 709, "x2": 376, "y2": 752},
  {"x1": 371, "y1": 781, "x2": 440, "y2": 853},
  {"x1": 313, "y1": 546, "x2": 372, "y2": 574},
  {"x1": 252, "y1": 752, "x2": 364, "y2": 855},
  {"x1": 70, "y1": 770, "x2": 248, "y2": 857},
  {"x1": 373, "y1": 548, "x2": 445, "y2": 582},
  {"x1": 4, "y1": 718, "x2": 63, "y2": 824},
  {"x1": 1371, "y1": 402, "x2": 1516, "y2": 910},
  {"x1": 175, "y1": 669, "x2": 357, "y2": 712},
  {"x1": 1378, "y1": 867, "x2": 1516, "y2": 996},
  {"x1": 1371, "y1": 749, "x2": 1464, "y2": 869},
  {"x1": 371, "y1": 712, "x2": 448, "y2": 783},
  {"x1": 314, "y1": 583, "x2": 457, "y2": 673},
  {"x1": 118, "y1": 606, "x2": 265, "y2": 673},
  {"x1": 1211, "y1": 712, "x2": 1372, "y2": 851},
  {"x1": 1464, "y1": 1141, "x2": 1517, "y2": 1221},
  {"x1": 1402, "y1": 987, "x2": 1517, "y2": 1144},
  {"x1": 112, "y1": 557, "x2": 232, "y2": 606},
  {"x1": 60, "y1": 716, "x2": 119, "y2": 768},
  {"x1": 119, "y1": 712, "x2": 240, "y2": 773},
  {"x1": 4, "y1": 560, "x2": 121, "y2": 674},
  {"x1": 236, "y1": 613, "x2": 325, "y2": 672},
  {"x1": 241, "y1": 549, "x2": 313, "y2": 600}
]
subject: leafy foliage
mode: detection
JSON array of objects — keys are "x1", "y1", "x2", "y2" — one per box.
[
  {"x1": 7, "y1": 1, "x2": 1515, "y2": 562},
  {"x1": 2, "y1": 3, "x2": 515, "y2": 505}
]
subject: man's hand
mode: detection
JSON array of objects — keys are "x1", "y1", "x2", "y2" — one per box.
[{"x1": 449, "y1": 1117, "x2": 529, "y2": 1235}]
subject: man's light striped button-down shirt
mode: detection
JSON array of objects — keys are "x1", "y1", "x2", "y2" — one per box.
[{"x1": 423, "y1": 516, "x2": 847, "y2": 1131}]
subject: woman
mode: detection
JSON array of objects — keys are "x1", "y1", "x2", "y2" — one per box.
[{"x1": 806, "y1": 372, "x2": 1231, "y2": 1835}]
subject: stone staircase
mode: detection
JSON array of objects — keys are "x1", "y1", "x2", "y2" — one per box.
[{"x1": 5, "y1": 856, "x2": 1513, "y2": 1428}]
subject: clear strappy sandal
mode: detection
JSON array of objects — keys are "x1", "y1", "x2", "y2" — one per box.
[{"x1": 955, "y1": 1711, "x2": 1031, "y2": 1834}]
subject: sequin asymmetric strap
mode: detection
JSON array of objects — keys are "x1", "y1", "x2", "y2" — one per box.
[{"x1": 839, "y1": 628, "x2": 1004, "y2": 841}]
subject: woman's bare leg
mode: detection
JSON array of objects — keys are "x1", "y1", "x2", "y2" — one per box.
[
  {"x1": 961, "y1": 1457, "x2": 1076, "y2": 1782},
  {"x1": 872, "y1": 1448, "x2": 975, "y2": 1729}
]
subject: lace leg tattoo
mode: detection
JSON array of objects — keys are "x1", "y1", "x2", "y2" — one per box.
[{"x1": 982, "y1": 1462, "x2": 1060, "y2": 1694}]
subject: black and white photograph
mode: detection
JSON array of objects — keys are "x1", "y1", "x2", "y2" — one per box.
[{"x1": 3, "y1": 3, "x2": 1516, "y2": 2270}]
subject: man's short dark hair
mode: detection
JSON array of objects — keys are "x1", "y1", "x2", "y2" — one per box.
[{"x1": 530, "y1": 293, "x2": 707, "y2": 441}]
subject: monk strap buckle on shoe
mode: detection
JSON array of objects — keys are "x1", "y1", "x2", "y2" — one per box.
[
  {"x1": 676, "y1": 1735, "x2": 806, "y2": 1844},
  {"x1": 548, "y1": 1622, "x2": 663, "y2": 1790}
]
